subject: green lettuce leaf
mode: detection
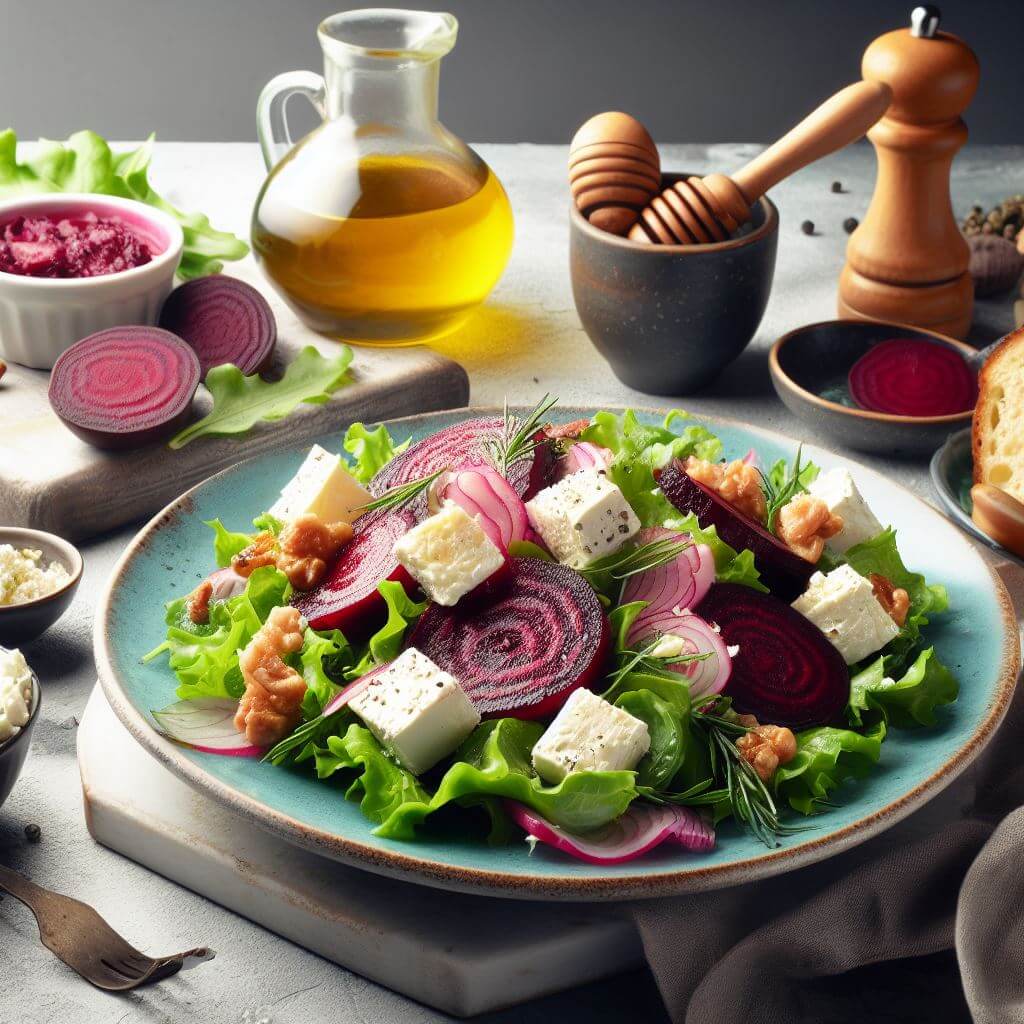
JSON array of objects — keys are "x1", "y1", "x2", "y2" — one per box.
[
  {"x1": 205, "y1": 518, "x2": 252, "y2": 567},
  {"x1": 345, "y1": 581, "x2": 428, "y2": 679},
  {"x1": 143, "y1": 566, "x2": 290, "y2": 701},
  {"x1": 775, "y1": 721, "x2": 886, "y2": 815},
  {"x1": 299, "y1": 627, "x2": 353, "y2": 719},
  {"x1": 317, "y1": 718, "x2": 638, "y2": 841},
  {"x1": 767, "y1": 455, "x2": 820, "y2": 494},
  {"x1": 169, "y1": 346, "x2": 353, "y2": 449},
  {"x1": 341, "y1": 423, "x2": 411, "y2": 483},
  {"x1": 0, "y1": 129, "x2": 248, "y2": 278},
  {"x1": 615, "y1": 689, "x2": 688, "y2": 791},
  {"x1": 848, "y1": 647, "x2": 958, "y2": 728}
]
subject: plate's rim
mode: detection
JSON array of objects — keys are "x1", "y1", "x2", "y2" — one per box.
[{"x1": 95, "y1": 406, "x2": 1021, "y2": 902}]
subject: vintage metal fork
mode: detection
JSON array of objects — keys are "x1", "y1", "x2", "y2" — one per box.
[{"x1": 0, "y1": 863, "x2": 214, "y2": 991}]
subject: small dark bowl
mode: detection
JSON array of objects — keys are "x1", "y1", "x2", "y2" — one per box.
[
  {"x1": 0, "y1": 527, "x2": 83, "y2": 647},
  {"x1": 770, "y1": 319, "x2": 977, "y2": 457},
  {"x1": 570, "y1": 173, "x2": 779, "y2": 395},
  {"x1": 0, "y1": 666, "x2": 40, "y2": 810}
]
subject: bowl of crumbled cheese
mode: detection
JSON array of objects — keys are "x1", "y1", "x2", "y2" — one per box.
[
  {"x1": 0, "y1": 646, "x2": 40, "y2": 808},
  {"x1": 0, "y1": 527, "x2": 83, "y2": 646}
]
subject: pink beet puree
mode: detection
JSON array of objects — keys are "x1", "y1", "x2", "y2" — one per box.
[{"x1": 0, "y1": 211, "x2": 153, "y2": 278}]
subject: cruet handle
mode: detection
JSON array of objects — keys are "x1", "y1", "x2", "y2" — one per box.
[{"x1": 256, "y1": 70, "x2": 327, "y2": 170}]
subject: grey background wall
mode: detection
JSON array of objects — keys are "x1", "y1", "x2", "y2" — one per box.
[{"x1": 4, "y1": 0, "x2": 1022, "y2": 144}]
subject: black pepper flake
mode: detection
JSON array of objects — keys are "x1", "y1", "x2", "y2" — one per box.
[
  {"x1": 843, "y1": 217, "x2": 859, "y2": 234},
  {"x1": 830, "y1": 181, "x2": 843, "y2": 193},
  {"x1": 24, "y1": 823, "x2": 41, "y2": 843},
  {"x1": 801, "y1": 220, "x2": 815, "y2": 236}
]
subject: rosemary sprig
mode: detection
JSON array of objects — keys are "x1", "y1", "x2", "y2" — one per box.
[
  {"x1": 579, "y1": 536, "x2": 692, "y2": 584},
  {"x1": 760, "y1": 444, "x2": 807, "y2": 536},
  {"x1": 264, "y1": 710, "x2": 342, "y2": 765},
  {"x1": 354, "y1": 468, "x2": 445, "y2": 514},
  {"x1": 486, "y1": 394, "x2": 559, "y2": 475}
]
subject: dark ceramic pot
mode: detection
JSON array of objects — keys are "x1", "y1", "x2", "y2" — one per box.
[
  {"x1": 570, "y1": 174, "x2": 779, "y2": 395},
  {"x1": 770, "y1": 319, "x2": 976, "y2": 456},
  {"x1": 0, "y1": 527, "x2": 83, "y2": 647},
  {"x1": 0, "y1": 669, "x2": 39, "y2": 810}
]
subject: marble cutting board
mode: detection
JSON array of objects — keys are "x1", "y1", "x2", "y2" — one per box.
[
  {"x1": 0, "y1": 260, "x2": 469, "y2": 541},
  {"x1": 77, "y1": 687, "x2": 642, "y2": 1017}
]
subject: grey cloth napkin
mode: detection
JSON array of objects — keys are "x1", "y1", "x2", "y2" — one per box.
[{"x1": 630, "y1": 559, "x2": 1024, "y2": 1024}]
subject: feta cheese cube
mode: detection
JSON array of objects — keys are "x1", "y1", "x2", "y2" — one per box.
[
  {"x1": 394, "y1": 501, "x2": 506, "y2": 606},
  {"x1": 349, "y1": 648, "x2": 481, "y2": 775},
  {"x1": 531, "y1": 688, "x2": 650, "y2": 784},
  {"x1": 791, "y1": 564, "x2": 900, "y2": 664},
  {"x1": 525, "y1": 470, "x2": 640, "y2": 569},
  {"x1": 807, "y1": 468, "x2": 883, "y2": 553},
  {"x1": 269, "y1": 445, "x2": 372, "y2": 524}
]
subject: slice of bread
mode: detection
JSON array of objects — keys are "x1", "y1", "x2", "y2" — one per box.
[{"x1": 973, "y1": 325, "x2": 1024, "y2": 502}]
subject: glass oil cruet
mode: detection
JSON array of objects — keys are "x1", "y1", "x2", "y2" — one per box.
[{"x1": 252, "y1": 8, "x2": 514, "y2": 346}]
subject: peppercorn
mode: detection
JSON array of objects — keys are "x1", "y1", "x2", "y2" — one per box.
[
  {"x1": 24, "y1": 823, "x2": 41, "y2": 843},
  {"x1": 801, "y1": 220, "x2": 815, "y2": 236},
  {"x1": 843, "y1": 217, "x2": 859, "y2": 234},
  {"x1": 830, "y1": 181, "x2": 843, "y2": 193}
]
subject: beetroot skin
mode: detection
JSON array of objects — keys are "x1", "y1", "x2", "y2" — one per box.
[
  {"x1": 657, "y1": 462, "x2": 814, "y2": 601},
  {"x1": 696, "y1": 583, "x2": 849, "y2": 728},
  {"x1": 409, "y1": 557, "x2": 610, "y2": 719},
  {"x1": 48, "y1": 327, "x2": 200, "y2": 450},
  {"x1": 159, "y1": 275, "x2": 276, "y2": 379}
]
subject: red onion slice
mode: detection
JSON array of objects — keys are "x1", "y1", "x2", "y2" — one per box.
[
  {"x1": 559, "y1": 441, "x2": 613, "y2": 477},
  {"x1": 321, "y1": 669, "x2": 381, "y2": 717},
  {"x1": 207, "y1": 566, "x2": 248, "y2": 603},
  {"x1": 432, "y1": 464, "x2": 530, "y2": 549},
  {"x1": 622, "y1": 527, "x2": 715, "y2": 637},
  {"x1": 151, "y1": 698, "x2": 263, "y2": 757},
  {"x1": 507, "y1": 800, "x2": 714, "y2": 863},
  {"x1": 631, "y1": 608, "x2": 733, "y2": 698}
]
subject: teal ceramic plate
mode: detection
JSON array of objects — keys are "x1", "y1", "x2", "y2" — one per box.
[
  {"x1": 931, "y1": 427, "x2": 1024, "y2": 567},
  {"x1": 96, "y1": 409, "x2": 1019, "y2": 901}
]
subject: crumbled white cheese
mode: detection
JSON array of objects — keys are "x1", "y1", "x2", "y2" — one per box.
[
  {"x1": 394, "y1": 501, "x2": 505, "y2": 606},
  {"x1": 525, "y1": 470, "x2": 640, "y2": 569},
  {"x1": 791, "y1": 564, "x2": 899, "y2": 664},
  {"x1": 0, "y1": 546, "x2": 70, "y2": 606},
  {"x1": 0, "y1": 648, "x2": 34, "y2": 744},
  {"x1": 807, "y1": 468, "x2": 884, "y2": 553},
  {"x1": 531, "y1": 688, "x2": 650, "y2": 784},
  {"x1": 269, "y1": 444, "x2": 372, "y2": 524},
  {"x1": 349, "y1": 648, "x2": 480, "y2": 775}
]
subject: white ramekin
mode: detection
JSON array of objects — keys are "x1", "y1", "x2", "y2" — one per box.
[{"x1": 0, "y1": 194, "x2": 184, "y2": 369}]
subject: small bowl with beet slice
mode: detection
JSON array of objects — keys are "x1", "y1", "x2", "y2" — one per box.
[
  {"x1": 770, "y1": 319, "x2": 979, "y2": 457},
  {"x1": 0, "y1": 193, "x2": 184, "y2": 370}
]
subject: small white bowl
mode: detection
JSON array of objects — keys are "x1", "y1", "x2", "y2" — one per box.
[{"x1": 0, "y1": 194, "x2": 184, "y2": 369}]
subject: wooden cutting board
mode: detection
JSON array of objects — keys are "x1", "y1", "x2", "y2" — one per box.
[{"x1": 0, "y1": 261, "x2": 469, "y2": 541}]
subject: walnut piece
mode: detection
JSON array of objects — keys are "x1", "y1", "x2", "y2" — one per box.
[
  {"x1": 775, "y1": 493, "x2": 843, "y2": 562},
  {"x1": 735, "y1": 714, "x2": 798, "y2": 782},
  {"x1": 869, "y1": 572, "x2": 910, "y2": 627},
  {"x1": 277, "y1": 514, "x2": 353, "y2": 590},
  {"x1": 186, "y1": 579, "x2": 213, "y2": 625},
  {"x1": 684, "y1": 456, "x2": 767, "y2": 523},
  {"x1": 544, "y1": 418, "x2": 591, "y2": 440},
  {"x1": 235, "y1": 605, "x2": 307, "y2": 747},
  {"x1": 232, "y1": 532, "x2": 278, "y2": 577}
]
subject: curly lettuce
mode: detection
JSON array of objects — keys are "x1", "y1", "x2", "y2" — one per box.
[
  {"x1": 848, "y1": 647, "x2": 958, "y2": 728},
  {"x1": 341, "y1": 422, "x2": 411, "y2": 483}
]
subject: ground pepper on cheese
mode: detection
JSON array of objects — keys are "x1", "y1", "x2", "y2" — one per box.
[{"x1": 0, "y1": 545, "x2": 71, "y2": 606}]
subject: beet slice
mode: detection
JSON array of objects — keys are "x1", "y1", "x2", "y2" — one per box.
[
  {"x1": 293, "y1": 506, "x2": 417, "y2": 635},
  {"x1": 657, "y1": 462, "x2": 814, "y2": 601},
  {"x1": 159, "y1": 276, "x2": 276, "y2": 379},
  {"x1": 370, "y1": 416, "x2": 555, "y2": 502},
  {"x1": 847, "y1": 338, "x2": 978, "y2": 417},
  {"x1": 696, "y1": 583, "x2": 849, "y2": 728},
  {"x1": 409, "y1": 557, "x2": 610, "y2": 720},
  {"x1": 48, "y1": 326, "x2": 200, "y2": 451}
]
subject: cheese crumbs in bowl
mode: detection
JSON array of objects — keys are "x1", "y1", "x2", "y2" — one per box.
[{"x1": 0, "y1": 545, "x2": 71, "y2": 606}]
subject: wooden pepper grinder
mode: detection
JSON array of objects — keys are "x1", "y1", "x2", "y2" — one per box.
[{"x1": 838, "y1": 5, "x2": 980, "y2": 339}]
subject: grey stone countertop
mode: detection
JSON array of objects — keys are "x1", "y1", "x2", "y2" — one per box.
[{"x1": 1, "y1": 142, "x2": 1021, "y2": 1024}]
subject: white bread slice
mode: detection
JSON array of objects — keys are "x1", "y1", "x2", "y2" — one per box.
[{"x1": 973, "y1": 325, "x2": 1024, "y2": 503}]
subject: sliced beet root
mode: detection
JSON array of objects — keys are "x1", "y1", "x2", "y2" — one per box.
[
  {"x1": 370, "y1": 416, "x2": 555, "y2": 502},
  {"x1": 48, "y1": 326, "x2": 200, "y2": 451},
  {"x1": 696, "y1": 583, "x2": 849, "y2": 728},
  {"x1": 159, "y1": 275, "x2": 276, "y2": 379},
  {"x1": 847, "y1": 338, "x2": 977, "y2": 417},
  {"x1": 293, "y1": 506, "x2": 417, "y2": 635},
  {"x1": 657, "y1": 462, "x2": 814, "y2": 601},
  {"x1": 409, "y1": 557, "x2": 610, "y2": 720}
]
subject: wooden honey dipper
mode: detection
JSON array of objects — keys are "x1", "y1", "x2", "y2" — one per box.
[{"x1": 629, "y1": 80, "x2": 892, "y2": 245}]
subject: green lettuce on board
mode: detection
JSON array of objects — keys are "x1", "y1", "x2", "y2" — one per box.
[
  {"x1": 341, "y1": 423, "x2": 411, "y2": 483},
  {"x1": 775, "y1": 721, "x2": 887, "y2": 815},
  {"x1": 848, "y1": 647, "x2": 959, "y2": 729},
  {"x1": 0, "y1": 129, "x2": 248, "y2": 277},
  {"x1": 316, "y1": 718, "x2": 639, "y2": 841}
]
